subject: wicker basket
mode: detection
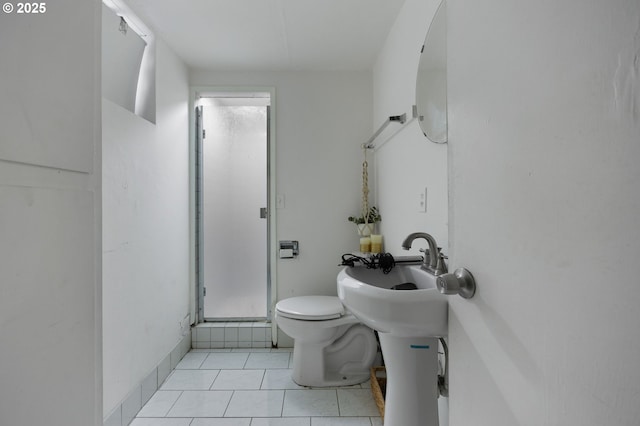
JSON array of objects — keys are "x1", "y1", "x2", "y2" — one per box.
[{"x1": 370, "y1": 366, "x2": 387, "y2": 419}]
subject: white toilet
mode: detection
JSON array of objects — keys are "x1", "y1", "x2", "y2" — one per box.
[{"x1": 275, "y1": 295, "x2": 378, "y2": 387}]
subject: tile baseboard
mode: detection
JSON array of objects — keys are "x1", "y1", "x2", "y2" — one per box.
[{"x1": 103, "y1": 330, "x2": 191, "y2": 426}]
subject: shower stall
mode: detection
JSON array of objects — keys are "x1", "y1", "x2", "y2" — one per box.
[{"x1": 195, "y1": 92, "x2": 272, "y2": 321}]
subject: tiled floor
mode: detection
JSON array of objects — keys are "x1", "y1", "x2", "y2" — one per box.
[{"x1": 132, "y1": 348, "x2": 383, "y2": 426}]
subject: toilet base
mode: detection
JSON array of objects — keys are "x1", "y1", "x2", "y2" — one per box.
[
  {"x1": 287, "y1": 323, "x2": 378, "y2": 388},
  {"x1": 291, "y1": 341, "x2": 371, "y2": 387}
]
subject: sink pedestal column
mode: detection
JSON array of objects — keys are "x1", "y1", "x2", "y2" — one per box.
[{"x1": 378, "y1": 334, "x2": 440, "y2": 426}]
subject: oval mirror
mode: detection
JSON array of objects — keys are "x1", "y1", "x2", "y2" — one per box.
[{"x1": 416, "y1": 0, "x2": 447, "y2": 143}]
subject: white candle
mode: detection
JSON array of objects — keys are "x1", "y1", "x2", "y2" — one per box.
[
  {"x1": 370, "y1": 234, "x2": 383, "y2": 253},
  {"x1": 360, "y1": 237, "x2": 371, "y2": 253}
]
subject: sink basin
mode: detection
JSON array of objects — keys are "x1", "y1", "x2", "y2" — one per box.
[
  {"x1": 337, "y1": 261, "x2": 449, "y2": 425},
  {"x1": 337, "y1": 264, "x2": 448, "y2": 337}
]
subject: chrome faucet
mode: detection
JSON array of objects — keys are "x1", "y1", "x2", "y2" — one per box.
[{"x1": 401, "y1": 232, "x2": 448, "y2": 275}]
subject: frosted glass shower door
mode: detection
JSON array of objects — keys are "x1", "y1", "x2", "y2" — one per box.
[{"x1": 201, "y1": 104, "x2": 268, "y2": 319}]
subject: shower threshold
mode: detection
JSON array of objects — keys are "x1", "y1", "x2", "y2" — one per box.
[{"x1": 193, "y1": 321, "x2": 272, "y2": 349}]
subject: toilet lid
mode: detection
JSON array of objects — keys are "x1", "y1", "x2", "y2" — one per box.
[{"x1": 276, "y1": 296, "x2": 344, "y2": 320}]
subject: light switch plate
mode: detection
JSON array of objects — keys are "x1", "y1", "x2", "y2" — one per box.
[{"x1": 418, "y1": 187, "x2": 427, "y2": 212}]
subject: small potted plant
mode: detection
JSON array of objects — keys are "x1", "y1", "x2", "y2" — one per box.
[{"x1": 348, "y1": 206, "x2": 381, "y2": 236}]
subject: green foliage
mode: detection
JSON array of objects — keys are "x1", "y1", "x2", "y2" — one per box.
[{"x1": 348, "y1": 206, "x2": 381, "y2": 224}]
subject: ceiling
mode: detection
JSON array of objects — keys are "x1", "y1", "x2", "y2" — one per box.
[{"x1": 124, "y1": 0, "x2": 407, "y2": 71}]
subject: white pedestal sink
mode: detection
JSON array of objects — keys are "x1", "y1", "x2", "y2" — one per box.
[{"x1": 337, "y1": 263, "x2": 448, "y2": 426}]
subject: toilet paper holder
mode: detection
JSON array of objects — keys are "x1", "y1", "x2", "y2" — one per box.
[{"x1": 279, "y1": 240, "x2": 299, "y2": 258}]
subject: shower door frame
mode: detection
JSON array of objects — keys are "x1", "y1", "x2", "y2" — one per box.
[{"x1": 190, "y1": 87, "x2": 277, "y2": 332}]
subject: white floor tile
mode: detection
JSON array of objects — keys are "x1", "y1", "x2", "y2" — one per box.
[
  {"x1": 224, "y1": 390, "x2": 285, "y2": 417},
  {"x1": 201, "y1": 352, "x2": 249, "y2": 369},
  {"x1": 136, "y1": 349, "x2": 386, "y2": 425},
  {"x1": 311, "y1": 417, "x2": 373, "y2": 426},
  {"x1": 336, "y1": 389, "x2": 380, "y2": 417},
  {"x1": 136, "y1": 390, "x2": 182, "y2": 417},
  {"x1": 176, "y1": 351, "x2": 208, "y2": 369},
  {"x1": 130, "y1": 419, "x2": 192, "y2": 426},
  {"x1": 191, "y1": 418, "x2": 251, "y2": 426},
  {"x1": 282, "y1": 390, "x2": 339, "y2": 417},
  {"x1": 161, "y1": 369, "x2": 220, "y2": 390},
  {"x1": 261, "y1": 369, "x2": 305, "y2": 390},
  {"x1": 211, "y1": 369, "x2": 265, "y2": 390},
  {"x1": 167, "y1": 390, "x2": 233, "y2": 417},
  {"x1": 250, "y1": 418, "x2": 311, "y2": 426},
  {"x1": 245, "y1": 352, "x2": 290, "y2": 369}
]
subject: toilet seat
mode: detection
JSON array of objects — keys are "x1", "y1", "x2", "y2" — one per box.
[{"x1": 276, "y1": 296, "x2": 344, "y2": 320}]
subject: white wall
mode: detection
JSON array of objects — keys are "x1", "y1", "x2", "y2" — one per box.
[
  {"x1": 372, "y1": 0, "x2": 449, "y2": 257},
  {"x1": 0, "y1": 1, "x2": 102, "y2": 425},
  {"x1": 447, "y1": 0, "x2": 640, "y2": 425},
  {"x1": 102, "y1": 39, "x2": 190, "y2": 416},
  {"x1": 190, "y1": 70, "x2": 372, "y2": 344}
]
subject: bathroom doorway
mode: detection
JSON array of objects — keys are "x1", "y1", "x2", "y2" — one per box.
[{"x1": 194, "y1": 90, "x2": 275, "y2": 321}]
